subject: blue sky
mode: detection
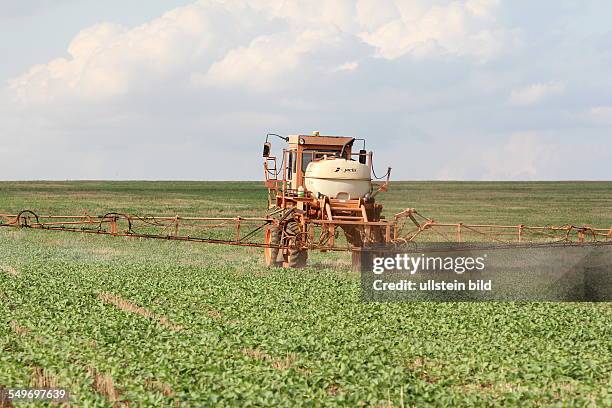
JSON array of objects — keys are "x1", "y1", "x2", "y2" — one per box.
[{"x1": 0, "y1": 0, "x2": 610, "y2": 180}]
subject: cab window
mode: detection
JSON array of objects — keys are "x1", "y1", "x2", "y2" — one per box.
[{"x1": 301, "y1": 149, "x2": 341, "y2": 172}]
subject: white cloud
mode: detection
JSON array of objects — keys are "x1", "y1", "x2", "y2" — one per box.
[
  {"x1": 359, "y1": 0, "x2": 507, "y2": 60},
  {"x1": 194, "y1": 28, "x2": 353, "y2": 91},
  {"x1": 509, "y1": 81, "x2": 565, "y2": 106},
  {"x1": 8, "y1": 1, "x2": 269, "y2": 103},
  {"x1": 7, "y1": 0, "x2": 515, "y2": 102}
]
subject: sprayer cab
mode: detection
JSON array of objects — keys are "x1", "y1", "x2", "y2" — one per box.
[{"x1": 263, "y1": 132, "x2": 390, "y2": 209}]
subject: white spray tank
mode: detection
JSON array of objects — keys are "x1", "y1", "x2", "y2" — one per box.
[{"x1": 304, "y1": 156, "x2": 372, "y2": 199}]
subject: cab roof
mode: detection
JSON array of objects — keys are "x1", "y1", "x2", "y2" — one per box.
[{"x1": 288, "y1": 135, "x2": 354, "y2": 147}]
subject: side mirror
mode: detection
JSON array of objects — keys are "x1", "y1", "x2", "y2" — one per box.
[
  {"x1": 263, "y1": 142, "x2": 271, "y2": 157},
  {"x1": 359, "y1": 150, "x2": 367, "y2": 164}
]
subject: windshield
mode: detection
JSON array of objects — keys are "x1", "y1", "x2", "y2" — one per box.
[{"x1": 302, "y1": 149, "x2": 342, "y2": 171}]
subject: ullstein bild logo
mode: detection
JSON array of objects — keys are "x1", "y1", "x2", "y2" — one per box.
[{"x1": 361, "y1": 243, "x2": 612, "y2": 302}]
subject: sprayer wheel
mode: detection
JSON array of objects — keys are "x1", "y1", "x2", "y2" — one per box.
[
  {"x1": 285, "y1": 220, "x2": 308, "y2": 268},
  {"x1": 264, "y1": 225, "x2": 282, "y2": 267},
  {"x1": 288, "y1": 247, "x2": 308, "y2": 268}
]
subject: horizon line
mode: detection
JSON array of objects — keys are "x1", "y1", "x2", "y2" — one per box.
[{"x1": 0, "y1": 179, "x2": 611, "y2": 183}]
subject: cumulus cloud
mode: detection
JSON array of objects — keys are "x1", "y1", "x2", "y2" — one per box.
[
  {"x1": 8, "y1": 0, "x2": 515, "y2": 103},
  {"x1": 509, "y1": 81, "x2": 565, "y2": 106},
  {"x1": 9, "y1": 1, "x2": 271, "y2": 103},
  {"x1": 193, "y1": 28, "x2": 360, "y2": 91},
  {"x1": 10, "y1": 23, "x2": 130, "y2": 103},
  {"x1": 359, "y1": 0, "x2": 507, "y2": 60}
]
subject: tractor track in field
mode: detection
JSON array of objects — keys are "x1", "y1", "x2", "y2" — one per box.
[
  {"x1": 30, "y1": 366, "x2": 60, "y2": 390},
  {"x1": 97, "y1": 291, "x2": 184, "y2": 331},
  {"x1": 86, "y1": 366, "x2": 129, "y2": 407}
]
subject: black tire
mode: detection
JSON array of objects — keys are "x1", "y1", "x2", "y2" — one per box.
[
  {"x1": 288, "y1": 247, "x2": 308, "y2": 268},
  {"x1": 285, "y1": 220, "x2": 308, "y2": 268},
  {"x1": 264, "y1": 225, "x2": 282, "y2": 267}
]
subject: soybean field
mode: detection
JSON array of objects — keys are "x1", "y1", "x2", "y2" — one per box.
[{"x1": 1, "y1": 181, "x2": 611, "y2": 406}]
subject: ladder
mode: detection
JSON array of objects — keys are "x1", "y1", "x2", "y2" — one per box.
[{"x1": 325, "y1": 198, "x2": 368, "y2": 222}]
